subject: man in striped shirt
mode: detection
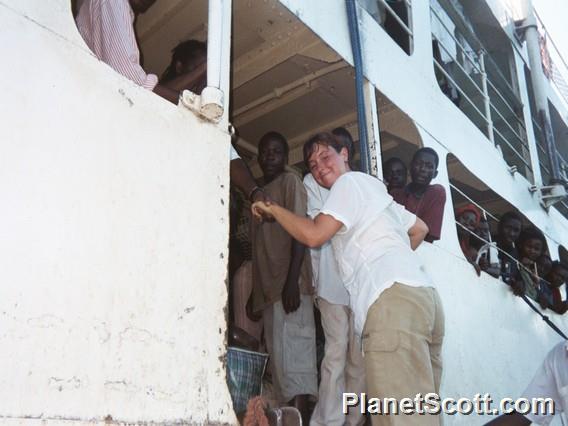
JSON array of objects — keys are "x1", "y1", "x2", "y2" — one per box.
[{"x1": 76, "y1": 0, "x2": 206, "y2": 103}]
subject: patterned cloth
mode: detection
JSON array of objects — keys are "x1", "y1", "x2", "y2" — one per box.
[{"x1": 227, "y1": 347, "x2": 269, "y2": 414}]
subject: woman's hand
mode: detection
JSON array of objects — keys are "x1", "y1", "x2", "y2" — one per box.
[{"x1": 252, "y1": 200, "x2": 276, "y2": 222}]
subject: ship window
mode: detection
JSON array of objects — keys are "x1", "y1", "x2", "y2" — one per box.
[
  {"x1": 358, "y1": 0, "x2": 413, "y2": 55},
  {"x1": 447, "y1": 154, "x2": 557, "y2": 293},
  {"x1": 73, "y1": 0, "x2": 212, "y2": 104},
  {"x1": 430, "y1": 0, "x2": 531, "y2": 180},
  {"x1": 378, "y1": 92, "x2": 423, "y2": 171}
]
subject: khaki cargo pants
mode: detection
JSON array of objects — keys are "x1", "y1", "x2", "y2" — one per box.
[{"x1": 362, "y1": 283, "x2": 445, "y2": 426}]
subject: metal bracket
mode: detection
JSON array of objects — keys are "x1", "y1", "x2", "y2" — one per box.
[
  {"x1": 537, "y1": 184, "x2": 567, "y2": 209},
  {"x1": 180, "y1": 88, "x2": 224, "y2": 123}
]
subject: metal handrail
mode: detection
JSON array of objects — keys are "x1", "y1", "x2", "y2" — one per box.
[
  {"x1": 454, "y1": 219, "x2": 568, "y2": 340},
  {"x1": 434, "y1": 36, "x2": 485, "y2": 97},
  {"x1": 493, "y1": 126, "x2": 533, "y2": 170},
  {"x1": 450, "y1": 183, "x2": 499, "y2": 222},
  {"x1": 431, "y1": 2, "x2": 529, "y2": 165},
  {"x1": 534, "y1": 10, "x2": 568, "y2": 78},
  {"x1": 433, "y1": 59, "x2": 490, "y2": 125},
  {"x1": 486, "y1": 77, "x2": 526, "y2": 129},
  {"x1": 430, "y1": 7, "x2": 482, "y2": 75},
  {"x1": 431, "y1": 1, "x2": 523, "y2": 107},
  {"x1": 489, "y1": 103, "x2": 528, "y2": 149},
  {"x1": 376, "y1": 0, "x2": 414, "y2": 37}
]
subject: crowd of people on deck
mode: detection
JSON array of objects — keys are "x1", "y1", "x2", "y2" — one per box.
[
  {"x1": 74, "y1": 1, "x2": 567, "y2": 424},
  {"x1": 454, "y1": 204, "x2": 568, "y2": 315}
]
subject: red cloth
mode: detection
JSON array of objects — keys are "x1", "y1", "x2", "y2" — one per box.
[
  {"x1": 391, "y1": 184, "x2": 446, "y2": 242},
  {"x1": 552, "y1": 286, "x2": 562, "y2": 305}
]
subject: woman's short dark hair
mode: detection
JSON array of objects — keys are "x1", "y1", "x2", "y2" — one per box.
[
  {"x1": 331, "y1": 127, "x2": 355, "y2": 161},
  {"x1": 303, "y1": 132, "x2": 344, "y2": 169}
]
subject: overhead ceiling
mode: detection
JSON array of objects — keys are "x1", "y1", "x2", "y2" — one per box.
[{"x1": 137, "y1": 0, "x2": 420, "y2": 166}]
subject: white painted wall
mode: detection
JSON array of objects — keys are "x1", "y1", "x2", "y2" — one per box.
[{"x1": 0, "y1": 0, "x2": 235, "y2": 424}]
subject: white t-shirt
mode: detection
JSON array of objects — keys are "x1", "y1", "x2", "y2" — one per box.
[
  {"x1": 320, "y1": 172, "x2": 433, "y2": 335},
  {"x1": 522, "y1": 340, "x2": 568, "y2": 425},
  {"x1": 303, "y1": 173, "x2": 349, "y2": 306}
]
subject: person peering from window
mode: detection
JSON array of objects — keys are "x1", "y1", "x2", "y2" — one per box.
[
  {"x1": 76, "y1": 0, "x2": 207, "y2": 104},
  {"x1": 455, "y1": 204, "x2": 481, "y2": 262},
  {"x1": 160, "y1": 39, "x2": 207, "y2": 94},
  {"x1": 546, "y1": 261, "x2": 568, "y2": 314},
  {"x1": 496, "y1": 211, "x2": 523, "y2": 283},
  {"x1": 382, "y1": 157, "x2": 407, "y2": 195},
  {"x1": 391, "y1": 147, "x2": 446, "y2": 242},
  {"x1": 508, "y1": 227, "x2": 550, "y2": 308}
]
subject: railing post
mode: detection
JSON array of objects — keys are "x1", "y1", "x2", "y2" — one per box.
[
  {"x1": 363, "y1": 80, "x2": 381, "y2": 178},
  {"x1": 478, "y1": 50, "x2": 494, "y2": 144}
]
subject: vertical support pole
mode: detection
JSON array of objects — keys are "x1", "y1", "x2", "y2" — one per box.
[
  {"x1": 523, "y1": 3, "x2": 563, "y2": 184},
  {"x1": 363, "y1": 80, "x2": 382, "y2": 178},
  {"x1": 346, "y1": 0, "x2": 370, "y2": 174},
  {"x1": 219, "y1": 0, "x2": 232, "y2": 128},
  {"x1": 478, "y1": 50, "x2": 494, "y2": 144},
  {"x1": 200, "y1": 0, "x2": 228, "y2": 121},
  {"x1": 512, "y1": 47, "x2": 542, "y2": 185}
]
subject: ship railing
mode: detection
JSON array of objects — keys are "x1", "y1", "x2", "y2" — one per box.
[
  {"x1": 430, "y1": 1, "x2": 531, "y2": 178},
  {"x1": 358, "y1": 0, "x2": 413, "y2": 53},
  {"x1": 432, "y1": 0, "x2": 524, "y2": 110},
  {"x1": 532, "y1": 118, "x2": 568, "y2": 217},
  {"x1": 534, "y1": 10, "x2": 568, "y2": 109},
  {"x1": 450, "y1": 182, "x2": 568, "y2": 338}
]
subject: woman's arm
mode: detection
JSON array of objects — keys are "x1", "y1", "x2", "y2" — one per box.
[
  {"x1": 408, "y1": 217, "x2": 429, "y2": 250},
  {"x1": 253, "y1": 202, "x2": 343, "y2": 248}
]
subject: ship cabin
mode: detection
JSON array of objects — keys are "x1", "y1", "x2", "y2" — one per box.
[{"x1": 3, "y1": 0, "x2": 568, "y2": 423}]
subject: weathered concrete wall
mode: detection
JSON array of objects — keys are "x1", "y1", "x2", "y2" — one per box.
[{"x1": 0, "y1": 0, "x2": 235, "y2": 424}]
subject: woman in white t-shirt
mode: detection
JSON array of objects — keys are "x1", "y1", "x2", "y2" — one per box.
[{"x1": 253, "y1": 132, "x2": 445, "y2": 426}]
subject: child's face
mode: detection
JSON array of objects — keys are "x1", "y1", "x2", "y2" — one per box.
[
  {"x1": 384, "y1": 161, "x2": 407, "y2": 189},
  {"x1": 458, "y1": 211, "x2": 477, "y2": 232},
  {"x1": 501, "y1": 219, "x2": 522, "y2": 245},
  {"x1": 258, "y1": 138, "x2": 287, "y2": 181},
  {"x1": 520, "y1": 238, "x2": 543, "y2": 263}
]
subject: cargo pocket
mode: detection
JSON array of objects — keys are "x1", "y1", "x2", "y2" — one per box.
[
  {"x1": 362, "y1": 329, "x2": 400, "y2": 354},
  {"x1": 282, "y1": 322, "x2": 316, "y2": 375}
]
